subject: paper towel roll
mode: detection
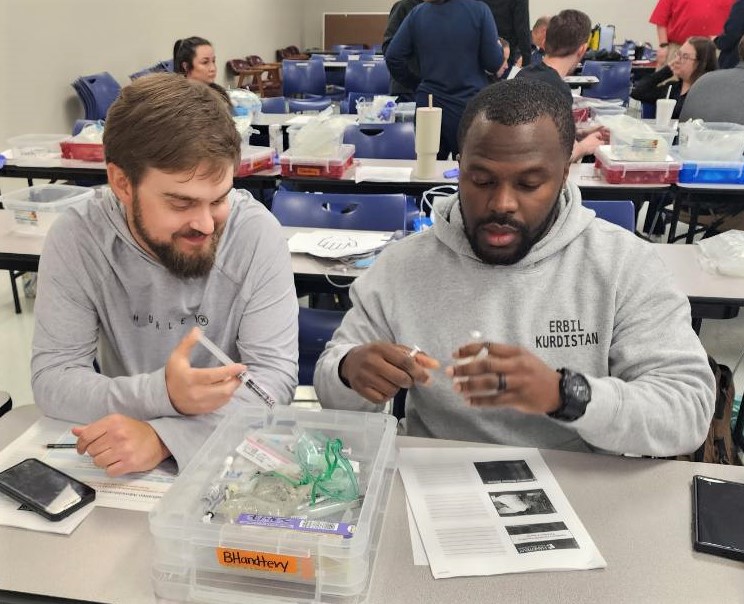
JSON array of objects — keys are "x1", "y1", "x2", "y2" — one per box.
[{"x1": 415, "y1": 106, "x2": 442, "y2": 154}]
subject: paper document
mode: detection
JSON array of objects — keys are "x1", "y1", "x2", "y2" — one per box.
[
  {"x1": 287, "y1": 230, "x2": 391, "y2": 259},
  {"x1": 0, "y1": 417, "x2": 176, "y2": 520},
  {"x1": 354, "y1": 166, "x2": 412, "y2": 183},
  {"x1": 399, "y1": 447, "x2": 606, "y2": 579}
]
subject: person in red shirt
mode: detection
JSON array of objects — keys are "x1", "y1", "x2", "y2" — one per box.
[{"x1": 650, "y1": 0, "x2": 734, "y2": 65}]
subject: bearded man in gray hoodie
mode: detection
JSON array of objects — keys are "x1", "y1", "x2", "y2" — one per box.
[
  {"x1": 32, "y1": 74, "x2": 298, "y2": 476},
  {"x1": 315, "y1": 78, "x2": 714, "y2": 458}
]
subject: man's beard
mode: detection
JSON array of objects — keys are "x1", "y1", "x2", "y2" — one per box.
[
  {"x1": 461, "y1": 194, "x2": 560, "y2": 265},
  {"x1": 131, "y1": 193, "x2": 224, "y2": 278}
]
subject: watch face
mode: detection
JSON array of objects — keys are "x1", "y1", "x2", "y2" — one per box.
[{"x1": 567, "y1": 373, "x2": 591, "y2": 403}]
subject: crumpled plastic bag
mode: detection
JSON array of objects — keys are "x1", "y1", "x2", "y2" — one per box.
[
  {"x1": 356, "y1": 95, "x2": 397, "y2": 123},
  {"x1": 286, "y1": 107, "x2": 349, "y2": 158},
  {"x1": 697, "y1": 230, "x2": 744, "y2": 277},
  {"x1": 72, "y1": 122, "x2": 104, "y2": 143},
  {"x1": 228, "y1": 88, "x2": 262, "y2": 117}
]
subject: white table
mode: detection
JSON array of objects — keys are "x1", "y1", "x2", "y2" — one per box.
[{"x1": 1, "y1": 405, "x2": 743, "y2": 603}]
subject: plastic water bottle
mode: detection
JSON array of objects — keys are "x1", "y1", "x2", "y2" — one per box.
[{"x1": 268, "y1": 124, "x2": 283, "y2": 164}]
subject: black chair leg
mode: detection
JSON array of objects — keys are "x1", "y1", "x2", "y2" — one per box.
[
  {"x1": 9, "y1": 271, "x2": 23, "y2": 314},
  {"x1": 0, "y1": 391, "x2": 12, "y2": 418}
]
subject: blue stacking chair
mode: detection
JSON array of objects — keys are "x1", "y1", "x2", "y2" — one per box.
[
  {"x1": 371, "y1": 44, "x2": 384, "y2": 54},
  {"x1": 297, "y1": 307, "x2": 343, "y2": 385},
  {"x1": 282, "y1": 59, "x2": 328, "y2": 99},
  {"x1": 273, "y1": 190, "x2": 413, "y2": 385},
  {"x1": 287, "y1": 98, "x2": 333, "y2": 113},
  {"x1": 582, "y1": 200, "x2": 635, "y2": 232},
  {"x1": 261, "y1": 96, "x2": 288, "y2": 114},
  {"x1": 154, "y1": 59, "x2": 174, "y2": 72},
  {"x1": 72, "y1": 72, "x2": 121, "y2": 121},
  {"x1": 580, "y1": 61, "x2": 632, "y2": 105},
  {"x1": 342, "y1": 123, "x2": 416, "y2": 159},
  {"x1": 359, "y1": 53, "x2": 384, "y2": 61},
  {"x1": 272, "y1": 190, "x2": 414, "y2": 231},
  {"x1": 344, "y1": 61, "x2": 390, "y2": 96},
  {"x1": 129, "y1": 67, "x2": 154, "y2": 81}
]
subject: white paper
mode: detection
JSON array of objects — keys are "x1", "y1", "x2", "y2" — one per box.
[
  {"x1": 0, "y1": 417, "x2": 176, "y2": 522},
  {"x1": 406, "y1": 497, "x2": 429, "y2": 566},
  {"x1": 354, "y1": 166, "x2": 412, "y2": 183},
  {"x1": 287, "y1": 230, "x2": 390, "y2": 259},
  {"x1": 399, "y1": 447, "x2": 606, "y2": 579}
]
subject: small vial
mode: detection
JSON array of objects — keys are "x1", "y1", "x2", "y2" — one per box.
[{"x1": 268, "y1": 124, "x2": 283, "y2": 163}]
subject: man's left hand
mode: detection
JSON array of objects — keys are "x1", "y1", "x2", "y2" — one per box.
[
  {"x1": 446, "y1": 342, "x2": 561, "y2": 414},
  {"x1": 72, "y1": 414, "x2": 171, "y2": 477}
]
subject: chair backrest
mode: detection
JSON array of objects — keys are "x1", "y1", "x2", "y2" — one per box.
[
  {"x1": 227, "y1": 59, "x2": 252, "y2": 74},
  {"x1": 580, "y1": 61, "x2": 632, "y2": 104},
  {"x1": 246, "y1": 55, "x2": 265, "y2": 66},
  {"x1": 342, "y1": 123, "x2": 416, "y2": 159},
  {"x1": 582, "y1": 200, "x2": 635, "y2": 232},
  {"x1": 282, "y1": 60, "x2": 327, "y2": 97},
  {"x1": 261, "y1": 96, "x2": 288, "y2": 114},
  {"x1": 129, "y1": 68, "x2": 154, "y2": 81},
  {"x1": 271, "y1": 190, "x2": 411, "y2": 231},
  {"x1": 287, "y1": 98, "x2": 332, "y2": 113},
  {"x1": 73, "y1": 72, "x2": 121, "y2": 121},
  {"x1": 344, "y1": 61, "x2": 390, "y2": 95},
  {"x1": 298, "y1": 307, "x2": 345, "y2": 385}
]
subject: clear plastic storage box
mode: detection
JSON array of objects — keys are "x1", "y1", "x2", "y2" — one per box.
[
  {"x1": 236, "y1": 145, "x2": 274, "y2": 177},
  {"x1": 149, "y1": 406, "x2": 397, "y2": 604},
  {"x1": 7, "y1": 134, "x2": 68, "y2": 166},
  {"x1": 678, "y1": 158, "x2": 744, "y2": 185},
  {"x1": 0, "y1": 184, "x2": 94, "y2": 234},
  {"x1": 280, "y1": 144, "x2": 355, "y2": 179},
  {"x1": 594, "y1": 145, "x2": 680, "y2": 185}
]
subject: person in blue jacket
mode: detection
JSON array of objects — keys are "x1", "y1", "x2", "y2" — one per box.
[{"x1": 385, "y1": 0, "x2": 503, "y2": 159}]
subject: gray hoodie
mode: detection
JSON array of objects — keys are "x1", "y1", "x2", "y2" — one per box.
[
  {"x1": 314, "y1": 182, "x2": 715, "y2": 457},
  {"x1": 32, "y1": 188, "x2": 298, "y2": 470}
]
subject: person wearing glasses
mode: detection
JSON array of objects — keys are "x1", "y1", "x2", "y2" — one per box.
[{"x1": 631, "y1": 36, "x2": 718, "y2": 119}]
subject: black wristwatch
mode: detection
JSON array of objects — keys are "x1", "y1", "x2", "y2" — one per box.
[{"x1": 548, "y1": 368, "x2": 591, "y2": 422}]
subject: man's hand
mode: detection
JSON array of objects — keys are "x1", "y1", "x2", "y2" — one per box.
[
  {"x1": 572, "y1": 129, "x2": 606, "y2": 162},
  {"x1": 72, "y1": 414, "x2": 171, "y2": 477},
  {"x1": 446, "y1": 342, "x2": 561, "y2": 414},
  {"x1": 340, "y1": 342, "x2": 440, "y2": 404},
  {"x1": 165, "y1": 327, "x2": 245, "y2": 415}
]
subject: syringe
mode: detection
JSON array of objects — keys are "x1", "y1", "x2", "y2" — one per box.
[{"x1": 196, "y1": 330, "x2": 277, "y2": 410}]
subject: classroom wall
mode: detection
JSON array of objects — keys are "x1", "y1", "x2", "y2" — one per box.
[
  {"x1": 0, "y1": 0, "x2": 304, "y2": 144},
  {"x1": 301, "y1": 0, "x2": 660, "y2": 51}
]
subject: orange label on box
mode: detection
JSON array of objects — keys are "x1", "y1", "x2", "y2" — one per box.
[
  {"x1": 296, "y1": 166, "x2": 322, "y2": 176},
  {"x1": 215, "y1": 548, "x2": 313, "y2": 578}
]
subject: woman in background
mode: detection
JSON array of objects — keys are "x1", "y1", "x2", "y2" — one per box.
[
  {"x1": 173, "y1": 36, "x2": 230, "y2": 104},
  {"x1": 631, "y1": 36, "x2": 717, "y2": 119}
]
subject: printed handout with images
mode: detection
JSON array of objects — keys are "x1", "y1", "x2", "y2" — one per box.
[{"x1": 398, "y1": 447, "x2": 606, "y2": 579}]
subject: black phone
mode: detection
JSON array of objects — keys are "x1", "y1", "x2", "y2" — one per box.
[
  {"x1": 0, "y1": 458, "x2": 96, "y2": 521},
  {"x1": 692, "y1": 474, "x2": 744, "y2": 562}
]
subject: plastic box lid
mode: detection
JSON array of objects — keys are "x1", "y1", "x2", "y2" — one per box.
[
  {"x1": 149, "y1": 406, "x2": 397, "y2": 603},
  {"x1": 595, "y1": 145, "x2": 680, "y2": 171},
  {"x1": 280, "y1": 144, "x2": 355, "y2": 167},
  {"x1": 676, "y1": 155, "x2": 744, "y2": 184},
  {"x1": 7, "y1": 133, "x2": 68, "y2": 165},
  {"x1": 0, "y1": 184, "x2": 95, "y2": 212}
]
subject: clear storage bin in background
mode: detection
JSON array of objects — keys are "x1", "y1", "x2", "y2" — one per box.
[
  {"x1": 678, "y1": 121, "x2": 744, "y2": 161},
  {"x1": 7, "y1": 134, "x2": 68, "y2": 166},
  {"x1": 0, "y1": 184, "x2": 95, "y2": 234},
  {"x1": 149, "y1": 406, "x2": 397, "y2": 604}
]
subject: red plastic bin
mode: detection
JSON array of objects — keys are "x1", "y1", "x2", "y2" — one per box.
[
  {"x1": 60, "y1": 140, "x2": 105, "y2": 163},
  {"x1": 594, "y1": 146, "x2": 680, "y2": 185},
  {"x1": 236, "y1": 146, "x2": 274, "y2": 177},
  {"x1": 279, "y1": 144, "x2": 355, "y2": 179}
]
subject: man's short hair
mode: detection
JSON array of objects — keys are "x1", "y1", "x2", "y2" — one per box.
[
  {"x1": 532, "y1": 16, "x2": 550, "y2": 32},
  {"x1": 457, "y1": 79, "x2": 575, "y2": 159},
  {"x1": 544, "y1": 10, "x2": 591, "y2": 58},
  {"x1": 104, "y1": 73, "x2": 241, "y2": 187}
]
